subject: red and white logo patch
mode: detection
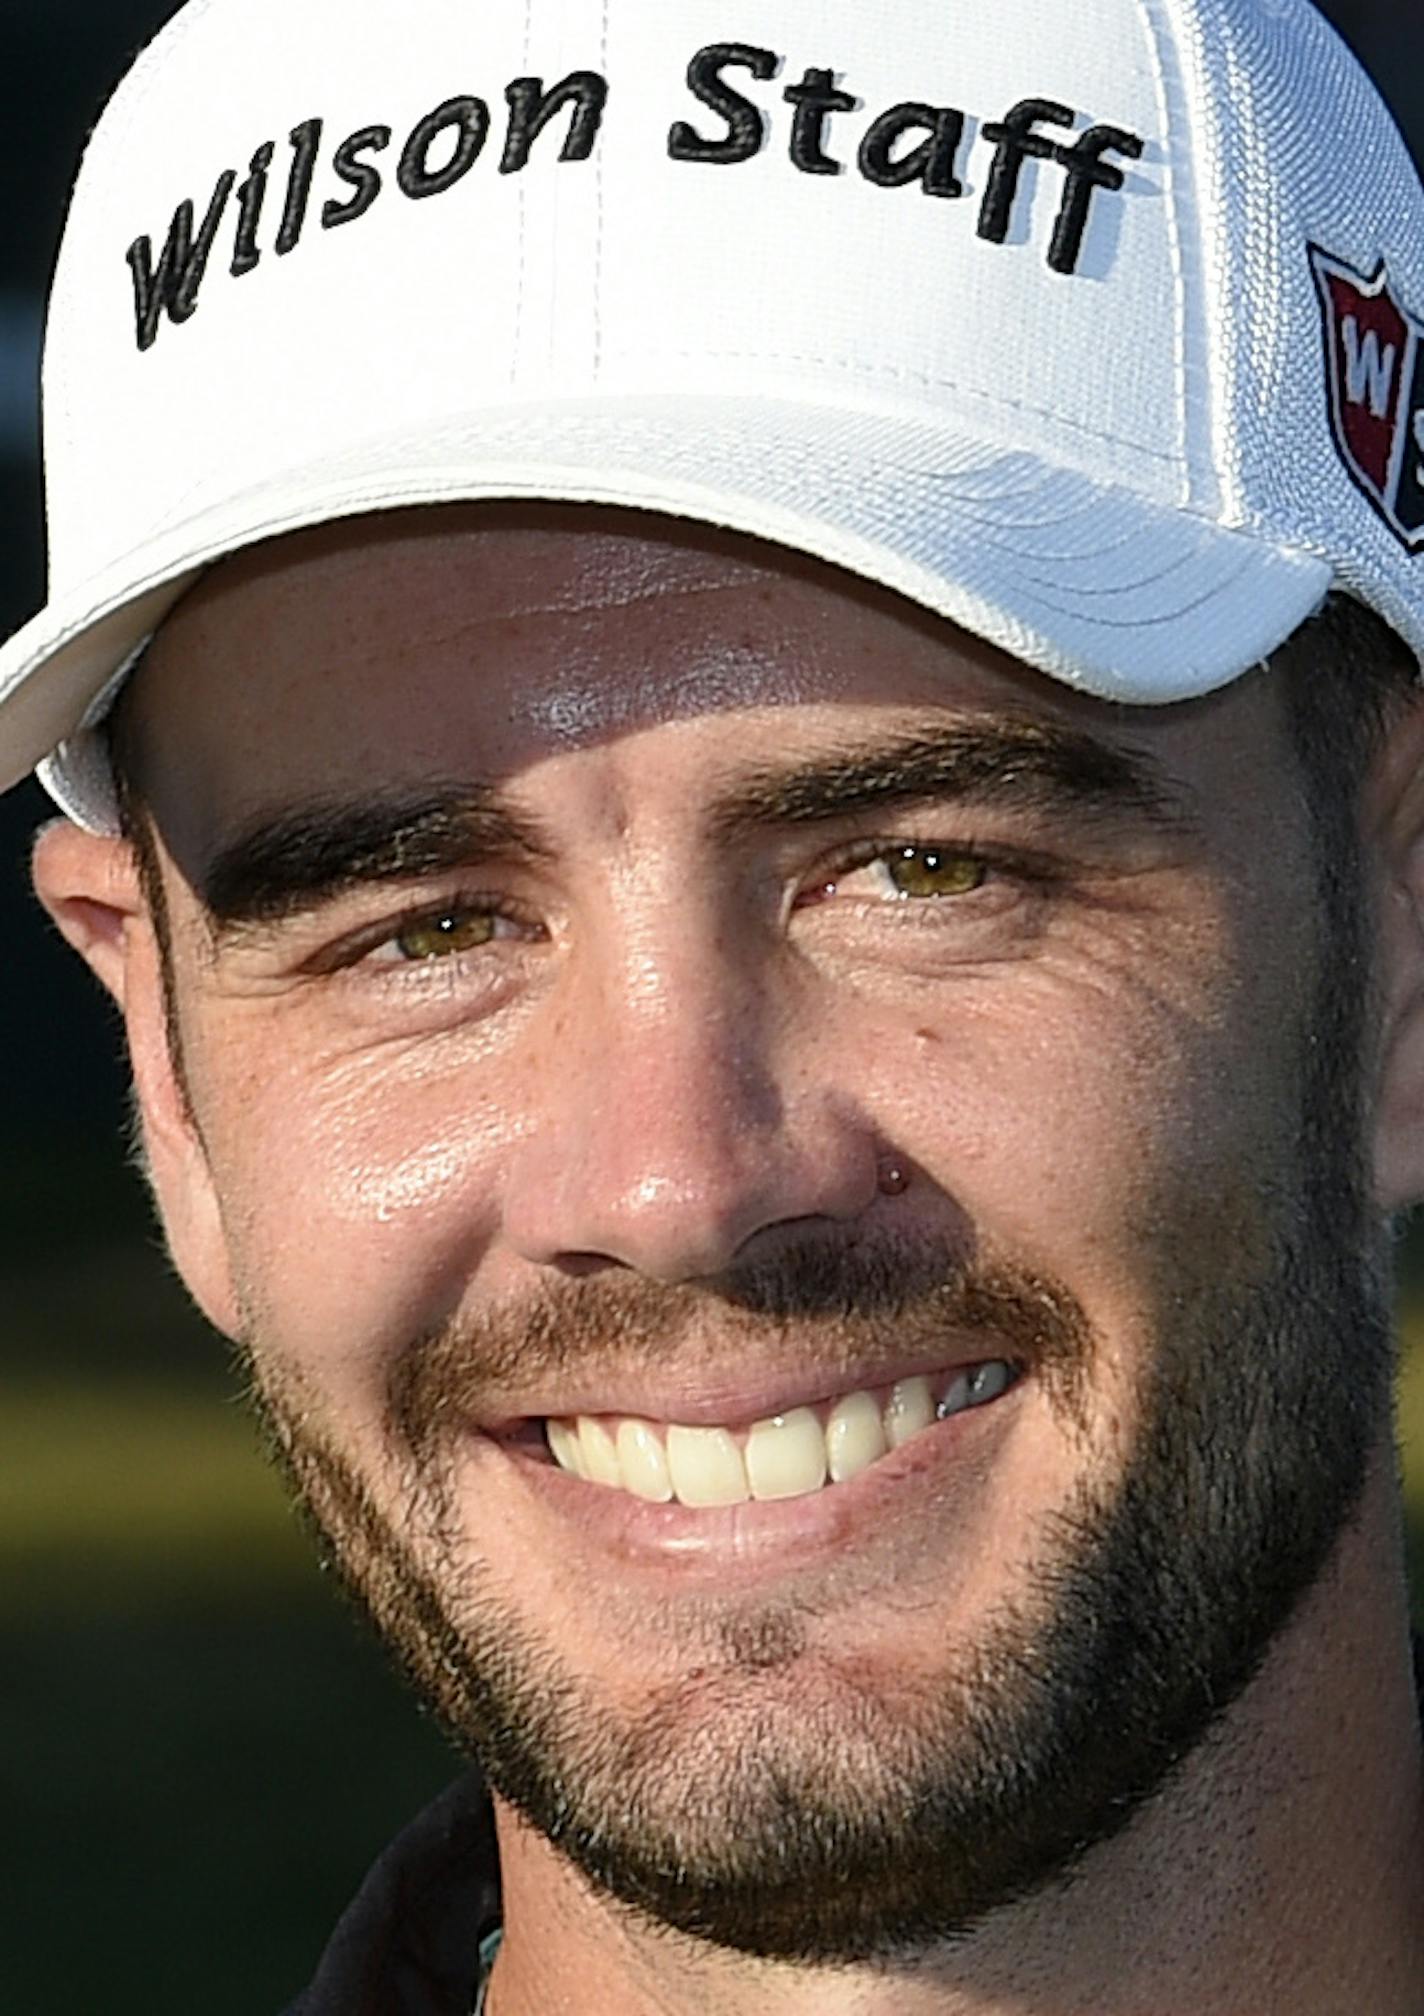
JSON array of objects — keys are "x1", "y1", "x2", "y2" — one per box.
[{"x1": 1310, "y1": 245, "x2": 1424, "y2": 552}]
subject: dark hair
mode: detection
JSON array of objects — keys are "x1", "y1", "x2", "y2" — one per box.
[
  {"x1": 1273, "y1": 596, "x2": 1418, "y2": 1087},
  {"x1": 108, "y1": 660, "x2": 188, "y2": 1121},
  {"x1": 1278, "y1": 591, "x2": 1419, "y2": 825}
]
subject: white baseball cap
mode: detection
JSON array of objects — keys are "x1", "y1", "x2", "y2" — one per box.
[{"x1": 3, "y1": 0, "x2": 1423, "y2": 831}]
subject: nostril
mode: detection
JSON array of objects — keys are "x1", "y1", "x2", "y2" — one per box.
[
  {"x1": 547, "y1": 1249, "x2": 625, "y2": 1278},
  {"x1": 500, "y1": 1083, "x2": 883, "y2": 1282}
]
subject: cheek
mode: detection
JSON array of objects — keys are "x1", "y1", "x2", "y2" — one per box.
[
  {"x1": 858, "y1": 975, "x2": 1292, "y2": 1474},
  {"x1": 190, "y1": 1028, "x2": 523, "y2": 1383},
  {"x1": 860, "y1": 929, "x2": 1296, "y2": 1313}
]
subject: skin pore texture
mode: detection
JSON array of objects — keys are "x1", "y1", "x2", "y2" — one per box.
[{"x1": 33, "y1": 505, "x2": 1424, "y2": 2015}]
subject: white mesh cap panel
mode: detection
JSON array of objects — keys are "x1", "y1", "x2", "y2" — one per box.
[{"x1": 1171, "y1": 0, "x2": 1424, "y2": 655}]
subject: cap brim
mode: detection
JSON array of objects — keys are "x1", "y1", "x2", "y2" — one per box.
[{"x1": 1, "y1": 392, "x2": 1331, "y2": 829}]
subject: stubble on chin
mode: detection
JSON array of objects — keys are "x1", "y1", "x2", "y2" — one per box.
[{"x1": 232, "y1": 954, "x2": 1392, "y2": 1963}]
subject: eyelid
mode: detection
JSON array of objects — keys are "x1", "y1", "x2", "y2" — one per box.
[
  {"x1": 806, "y1": 835, "x2": 1064, "y2": 893},
  {"x1": 299, "y1": 887, "x2": 541, "y2": 975}
]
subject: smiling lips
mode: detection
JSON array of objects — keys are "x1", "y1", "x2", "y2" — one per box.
[{"x1": 543, "y1": 1361, "x2": 1022, "y2": 1508}]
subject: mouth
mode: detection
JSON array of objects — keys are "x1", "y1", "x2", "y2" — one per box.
[{"x1": 538, "y1": 1361, "x2": 1024, "y2": 1508}]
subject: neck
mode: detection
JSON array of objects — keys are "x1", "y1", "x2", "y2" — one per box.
[{"x1": 489, "y1": 1458, "x2": 1424, "y2": 2016}]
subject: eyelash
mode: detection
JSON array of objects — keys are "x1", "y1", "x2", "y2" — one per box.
[
  {"x1": 315, "y1": 838, "x2": 1050, "y2": 978},
  {"x1": 314, "y1": 890, "x2": 540, "y2": 974},
  {"x1": 802, "y1": 838, "x2": 1051, "y2": 908}
]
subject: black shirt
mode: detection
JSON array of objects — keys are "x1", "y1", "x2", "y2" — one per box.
[{"x1": 282, "y1": 1771, "x2": 498, "y2": 2015}]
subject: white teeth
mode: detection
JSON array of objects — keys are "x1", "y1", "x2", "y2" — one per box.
[
  {"x1": 546, "y1": 1417, "x2": 588, "y2": 1479},
  {"x1": 884, "y1": 1375, "x2": 934, "y2": 1448},
  {"x1": 745, "y1": 1408, "x2": 827, "y2": 1501},
  {"x1": 826, "y1": 1390, "x2": 887, "y2": 1483},
  {"x1": 544, "y1": 1361, "x2": 1019, "y2": 1502},
  {"x1": 616, "y1": 1418, "x2": 673, "y2": 1503},
  {"x1": 666, "y1": 1425, "x2": 750, "y2": 1507},
  {"x1": 578, "y1": 1416, "x2": 622, "y2": 1488}
]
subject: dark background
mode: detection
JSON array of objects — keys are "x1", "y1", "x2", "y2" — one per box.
[{"x1": 3, "y1": 5, "x2": 1424, "y2": 2011}]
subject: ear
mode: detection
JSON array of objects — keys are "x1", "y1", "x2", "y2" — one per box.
[
  {"x1": 32, "y1": 818, "x2": 242, "y2": 1338},
  {"x1": 1368, "y1": 699, "x2": 1424, "y2": 1212}
]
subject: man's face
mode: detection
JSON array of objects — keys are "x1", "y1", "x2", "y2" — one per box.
[{"x1": 116, "y1": 508, "x2": 1390, "y2": 1958}]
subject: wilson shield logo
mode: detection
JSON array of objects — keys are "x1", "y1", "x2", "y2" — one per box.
[{"x1": 1311, "y1": 245, "x2": 1424, "y2": 551}]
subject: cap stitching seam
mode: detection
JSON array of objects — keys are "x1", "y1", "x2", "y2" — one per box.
[
  {"x1": 1136, "y1": 0, "x2": 1193, "y2": 486},
  {"x1": 513, "y1": 0, "x2": 533, "y2": 391},
  {"x1": 593, "y1": 0, "x2": 610, "y2": 376}
]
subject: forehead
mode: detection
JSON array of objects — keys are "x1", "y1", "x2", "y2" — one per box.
[{"x1": 128, "y1": 502, "x2": 1278, "y2": 848}]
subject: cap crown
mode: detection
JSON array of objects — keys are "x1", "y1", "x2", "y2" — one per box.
[{"x1": 6, "y1": 0, "x2": 1424, "y2": 821}]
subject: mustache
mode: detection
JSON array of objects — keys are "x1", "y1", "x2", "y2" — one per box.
[{"x1": 388, "y1": 1235, "x2": 1095, "y2": 1454}]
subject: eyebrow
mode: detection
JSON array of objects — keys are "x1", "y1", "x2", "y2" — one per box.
[
  {"x1": 202, "y1": 789, "x2": 554, "y2": 933},
  {"x1": 198, "y1": 716, "x2": 1189, "y2": 938},
  {"x1": 707, "y1": 715, "x2": 1189, "y2": 842}
]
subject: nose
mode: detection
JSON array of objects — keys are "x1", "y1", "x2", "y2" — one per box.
[{"x1": 500, "y1": 931, "x2": 879, "y2": 1283}]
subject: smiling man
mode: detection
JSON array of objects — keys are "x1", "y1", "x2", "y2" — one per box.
[{"x1": 7, "y1": 0, "x2": 1424, "y2": 2012}]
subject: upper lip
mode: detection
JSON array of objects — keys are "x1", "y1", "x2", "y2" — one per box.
[{"x1": 476, "y1": 1343, "x2": 1025, "y2": 1436}]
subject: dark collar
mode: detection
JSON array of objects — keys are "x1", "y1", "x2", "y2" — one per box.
[{"x1": 282, "y1": 1770, "x2": 497, "y2": 2016}]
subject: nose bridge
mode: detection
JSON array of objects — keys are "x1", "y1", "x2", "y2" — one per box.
[{"x1": 501, "y1": 884, "x2": 871, "y2": 1279}]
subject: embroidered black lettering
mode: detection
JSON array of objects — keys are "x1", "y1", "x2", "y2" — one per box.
[
  {"x1": 978, "y1": 98, "x2": 1073, "y2": 246},
  {"x1": 277, "y1": 118, "x2": 324, "y2": 256},
  {"x1": 668, "y1": 41, "x2": 777, "y2": 165},
  {"x1": 398, "y1": 96, "x2": 490, "y2": 199},
  {"x1": 783, "y1": 67, "x2": 856, "y2": 176},
  {"x1": 857, "y1": 103, "x2": 965, "y2": 197},
  {"x1": 501, "y1": 71, "x2": 608, "y2": 174},
  {"x1": 1047, "y1": 123, "x2": 1143, "y2": 274},
  {"x1": 231, "y1": 141, "x2": 275, "y2": 278},
  {"x1": 128, "y1": 170, "x2": 236, "y2": 352},
  {"x1": 322, "y1": 125, "x2": 392, "y2": 228}
]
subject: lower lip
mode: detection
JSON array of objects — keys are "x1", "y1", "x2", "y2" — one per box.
[{"x1": 480, "y1": 1380, "x2": 1027, "y2": 1581}]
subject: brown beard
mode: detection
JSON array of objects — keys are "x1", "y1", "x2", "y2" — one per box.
[
  {"x1": 387, "y1": 1243, "x2": 1097, "y2": 1455},
  {"x1": 243, "y1": 1116, "x2": 1393, "y2": 1965}
]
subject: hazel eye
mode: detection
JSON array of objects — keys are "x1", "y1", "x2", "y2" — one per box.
[
  {"x1": 883, "y1": 848, "x2": 988, "y2": 899},
  {"x1": 395, "y1": 909, "x2": 498, "y2": 960}
]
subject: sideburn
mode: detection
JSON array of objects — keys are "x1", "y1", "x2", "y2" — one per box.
[{"x1": 113, "y1": 763, "x2": 199, "y2": 1139}]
